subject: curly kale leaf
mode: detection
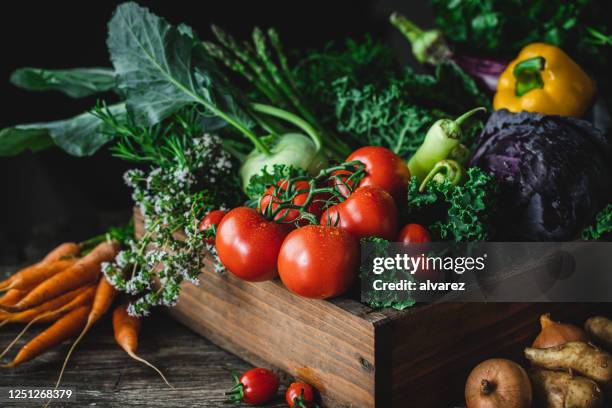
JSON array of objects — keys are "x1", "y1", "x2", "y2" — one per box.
[
  {"x1": 359, "y1": 237, "x2": 416, "y2": 311},
  {"x1": 582, "y1": 204, "x2": 612, "y2": 240},
  {"x1": 334, "y1": 77, "x2": 445, "y2": 158},
  {"x1": 333, "y1": 63, "x2": 487, "y2": 159},
  {"x1": 293, "y1": 35, "x2": 395, "y2": 125},
  {"x1": 407, "y1": 167, "x2": 498, "y2": 242}
]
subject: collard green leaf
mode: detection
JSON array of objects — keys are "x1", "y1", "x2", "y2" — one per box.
[
  {"x1": 10, "y1": 67, "x2": 116, "y2": 98},
  {"x1": 107, "y1": 2, "x2": 251, "y2": 131},
  {"x1": 0, "y1": 103, "x2": 126, "y2": 157},
  {"x1": 0, "y1": 128, "x2": 54, "y2": 156}
]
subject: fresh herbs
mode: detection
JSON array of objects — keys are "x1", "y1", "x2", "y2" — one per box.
[
  {"x1": 102, "y1": 132, "x2": 239, "y2": 316},
  {"x1": 431, "y1": 0, "x2": 609, "y2": 59},
  {"x1": 407, "y1": 167, "x2": 498, "y2": 242},
  {"x1": 582, "y1": 204, "x2": 612, "y2": 241}
]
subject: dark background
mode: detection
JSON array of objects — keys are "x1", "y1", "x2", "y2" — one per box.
[{"x1": 0, "y1": 0, "x2": 432, "y2": 262}]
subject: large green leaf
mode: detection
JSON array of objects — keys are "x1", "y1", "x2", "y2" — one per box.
[
  {"x1": 0, "y1": 103, "x2": 126, "y2": 157},
  {"x1": 10, "y1": 67, "x2": 116, "y2": 98},
  {"x1": 107, "y1": 2, "x2": 252, "y2": 131},
  {"x1": 0, "y1": 128, "x2": 54, "y2": 156}
]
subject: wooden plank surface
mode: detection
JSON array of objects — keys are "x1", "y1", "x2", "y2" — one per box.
[{"x1": 0, "y1": 265, "x2": 288, "y2": 408}]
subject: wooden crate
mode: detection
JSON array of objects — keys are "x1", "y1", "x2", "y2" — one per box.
[{"x1": 134, "y1": 211, "x2": 605, "y2": 407}]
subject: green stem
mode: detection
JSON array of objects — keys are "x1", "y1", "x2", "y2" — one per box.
[
  {"x1": 419, "y1": 159, "x2": 464, "y2": 192},
  {"x1": 455, "y1": 107, "x2": 487, "y2": 127},
  {"x1": 251, "y1": 103, "x2": 322, "y2": 151},
  {"x1": 513, "y1": 56, "x2": 545, "y2": 97},
  {"x1": 390, "y1": 12, "x2": 423, "y2": 43}
]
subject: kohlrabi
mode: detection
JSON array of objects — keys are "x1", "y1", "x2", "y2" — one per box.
[{"x1": 238, "y1": 103, "x2": 329, "y2": 190}]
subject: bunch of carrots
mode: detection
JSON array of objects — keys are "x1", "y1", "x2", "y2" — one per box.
[{"x1": 0, "y1": 241, "x2": 172, "y2": 395}]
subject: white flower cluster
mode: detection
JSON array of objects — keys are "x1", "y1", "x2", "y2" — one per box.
[{"x1": 104, "y1": 134, "x2": 238, "y2": 316}]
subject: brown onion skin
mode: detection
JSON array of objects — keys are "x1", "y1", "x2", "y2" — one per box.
[
  {"x1": 465, "y1": 358, "x2": 532, "y2": 408},
  {"x1": 532, "y1": 314, "x2": 587, "y2": 349}
]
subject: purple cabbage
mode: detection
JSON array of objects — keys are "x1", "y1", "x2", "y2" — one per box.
[{"x1": 470, "y1": 110, "x2": 612, "y2": 241}]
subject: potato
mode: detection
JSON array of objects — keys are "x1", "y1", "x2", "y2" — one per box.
[
  {"x1": 585, "y1": 317, "x2": 612, "y2": 349},
  {"x1": 530, "y1": 369, "x2": 603, "y2": 408},
  {"x1": 525, "y1": 342, "x2": 612, "y2": 384}
]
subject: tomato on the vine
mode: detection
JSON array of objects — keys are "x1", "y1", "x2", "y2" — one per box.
[
  {"x1": 198, "y1": 210, "x2": 228, "y2": 245},
  {"x1": 216, "y1": 207, "x2": 291, "y2": 282},
  {"x1": 397, "y1": 224, "x2": 431, "y2": 244},
  {"x1": 286, "y1": 382, "x2": 317, "y2": 408},
  {"x1": 320, "y1": 186, "x2": 398, "y2": 240},
  {"x1": 278, "y1": 225, "x2": 359, "y2": 299},
  {"x1": 226, "y1": 367, "x2": 279, "y2": 405},
  {"x1": 343, "y1": 146, "x2": 411, "y2": 203},
  {"x1": 259, "y1": 180, "x2": 325, "y2": 225}
]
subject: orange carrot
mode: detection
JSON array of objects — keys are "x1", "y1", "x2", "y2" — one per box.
[
  {"x1": 0, "y1": 259, "x2": 76, "y2": 293},
  {"x1": 0, "y1": 243, "x2": 80, "y2": 291},
  {"x1": 113, "y1": 303, "x2": 173, "y2": 388},
  {"x1": 1, "y1": 305, "x2": 91, "y2": 368},
  {"x1": 1, "y1": 241, "x2": 118, "y2": 312},
  {"x1": 0, "y1": 286, "x2": 92, "y2": 326},
  {"x1": 0, "y1": 286, "x2": 96, "y2": 360},
  {"x1": 54, "y1": 276, "x2": 117, "y2": 387},
  {"x1": 0, "y1": 289, "x2": 27, "y2": 307}
]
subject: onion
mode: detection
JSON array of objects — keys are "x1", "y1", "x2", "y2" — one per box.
[
  {"x1": 532, "y1": 313, "x2": 587, "y2": 349},
  {"x1": 465, "y1": 358, "x2": 532, "y2": 408}
]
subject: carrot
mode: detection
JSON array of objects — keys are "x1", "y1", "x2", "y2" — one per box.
[
  {"x1": 54, "y1": 276, "x2": 117, "y2": 387},
  {"x1": 1, "y1": 304, "x2": 91, "y2": 368},
  {"x1": 1, "y1": 241, "x2": 118, "y2": 312},
  {"x1": 0, "y1": 242, "x2": 80, "y2": 291},
  {"x1": 0, "y1": 285, "x2": 92, "y2": 326},
  {"x1": 113, "y1": 303, "x2": 173, "y2": 388},
  {"x1": 0, "y1": 285, "x2": 96, "y2": 360},
  {"x1": 0, "y1": 289, "x2": 27, "y2": 307},
  {"x1": 0, "y1": 259, "x2": 76, "y2": 293}
]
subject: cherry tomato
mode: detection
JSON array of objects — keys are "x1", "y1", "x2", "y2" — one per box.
[
  {"x1": 216, "y1": 207, "x2": 291, "y2": 282},
  {"x1": 198, "y1": 210, "x2": 228, "y2": 245},
  {"x1": 259, "y1": 180, "x2": 324, "y2": 225},
  {"x1": 397, "y1": 224, "x2": 431, "y2": 244},
  {"x1": 226, "y1": 367, "x2": 279, "y2": 405},
  {"x1": 345, "y1": 146, "x2": 411, "y2": 203},
  {"x1": 320, "y1": 186, "x2": 398, "y2": 241},
  {"x1": 286, "y1": 382, "x2": 316, "y2": 407},
  {"x1": 278, "y1": 225, "x2": 359, "y2": 299}
]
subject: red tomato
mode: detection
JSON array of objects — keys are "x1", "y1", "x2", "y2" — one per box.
[
  {"x1": 227, "y1": 368, "x2": 279, "y2": 405},
  {"x1": 198, "y1": 210, "x2": 228, "y2": 245},
  {"x1": 259, "y1": 180, "x2": 324, "y2": 225},
  {"x1": 320, "y1": 186, "x2": 398, "y2": 241},
  {"x1": 345, "y1": 146, "x2": 411, "y2": 203},
  {"x1": 278, "y1": 225, "x2": 359, "y2": 299},
  {"x1": 286, "y1": 382, "x2": 316, "y2": 407},
  {"x1": 397, "y1": 224, "x2": 431, "y2": 244},
  {"x1": 216, "y1": 207, "x2": 291, "y2": 282}
]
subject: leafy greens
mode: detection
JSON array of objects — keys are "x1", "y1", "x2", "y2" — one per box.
[
  {"x1": 582, "y1": 204, "x2": 612, "y2": 240},
  {"x1": 407, "y1": 167, "x2": 498, "y2": 242},
  {"x1": 10, "y1": 67, "x2": 116, "y2": 98}
]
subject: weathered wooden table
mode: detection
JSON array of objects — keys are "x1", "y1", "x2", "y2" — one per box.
[{"x1": 0, "y1": 267, "x2": 288, "y2": 408}]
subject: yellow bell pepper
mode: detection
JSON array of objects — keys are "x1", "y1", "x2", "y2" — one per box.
[{"x1": 494, "y1": 43, "x2": 594, "y2": 117}]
